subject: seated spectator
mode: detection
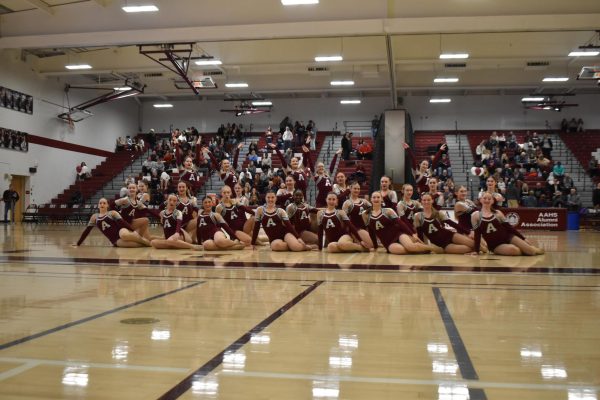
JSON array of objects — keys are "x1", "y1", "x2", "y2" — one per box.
[
  {"x1": 475, "y1": 140, "x2": 486, "y2": 160},
  {"x1": 593, "y1": 182, "x2": 600, "y2": 210},
  {"x1": 357, "y1": 139, "x2": 373, "y2": 160},
  {"x1": 567, "y1": 188, "x2": 582, "y2": 211},
  {"x1": 568, "y1": 118, "x2": 578, "y2": 133},
  {"x1": 348, "y1": 163, "x2": 367, "y2": 184},
  {"x1": 538, "y1": 194, "x2": 551, "y2": 207},
  {"x1": 76, "y1": 162, "x2": 91, "y2": 180},
  {"x1": 126, "y1": 136, "x2": 133, "y2": 150},
  {"x1": 248, "y1": 150, "x2": 259, "y2": 163},
  {"x1": 552, "y1": 190, "x2": 566, "y2": 208},
  {"x1": 265, "y1": 127, "x2": 273, "y2": 145},
  {"x1": 435, "y1": 153, "x2": 452, "y2": 177},
  {"x1": 248, "y1": 141, "x2": 258, "y2": 155},
  {"x1": 261, "y1": 153, "x2": 272, "y2": 171},
  {"x1": 505, "y1": 180, "x2": 520, "y2": 208},
  {"x1": 116, "y1": 137, "x2": 126, "y2": 151},
  {"x1": 588, "y1": 157, "x2": 599, "y2": 178},
  {"x1": 560, "y1": 118, "x2": 568, "y2": 132},
  {"x1": 521, "y1": 191, "x2": 538, "y2": 208},
  {"x1": 577, "y1": 118, "x2": 584, "y2": 132},
  {"x1": 497, "y1": 132, "x2": 506, "y2": 151},
  {"x1": 562, "y1": 173, "x2": 574, "y2": 191},
  {"x1": 552, "y1": 161, "x2": 565, "y2": 178}
]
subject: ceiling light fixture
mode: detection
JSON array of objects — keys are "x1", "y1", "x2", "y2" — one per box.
[
  {"x1": 114, "y1": 87, "x2": 131, "y2": 91},
  {"x1": 282, "y1": 0, "x2": 319, "y2": 5},
  {"x1": 543, "y1": 77, "x2": 569, "y2": 82},
  {"x1": 434, "y1": 77, "x2": 459, "y2": 83},
  {"x1": 153, "y1": 103, "x2": 173, "y2": 108},
  {"x1": 122, "y1": 5, "x2": 159, "y2": 13},
  {"x1": 315, "y1": 56, "x2": 343, "y2": 62},
  {"x1": 430, "y1": 98, "x2": 452, "y2": 103},
  {"x1": 330, "y1": 80, "x2": 355, "y2": 86},
  {"x1": 340, "y1": 99, "x2": 361, "y2": 104},
  {"x1": 225, "y1": 83, "x2": 249, "y2": 88},
  {"x1": 522, "y1": 97, "x2": 545, "y2": 102},
  {"x1": 439, "y1": 53, "x2": 469, "y2": 59},
  {"x1": 568, "y1": 50, "x2": 600, "y2": 57},
  {"x1": 252, "y1": 101, "x2": 272, "y2": 106},
  {"x1": 195, "y1": 60, "x2": 223, "y2": 66},
  {"x1": 65, "y1": 64, "x2": 92, "y2": 70}
]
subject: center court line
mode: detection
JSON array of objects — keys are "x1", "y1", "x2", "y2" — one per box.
[
  {"x1": 0, "y1": 357, "x2": 189, "y2": 381},
  {"x1": 0, "y1": 281, "x2": 205, "y2": 351},
  {"x1": 433, "y1": 287, "x2": 487, "y2": 400},
  {"x1": 157, "y1": 280, "x2": 324, "y2": 400},
  {"x1": 216, "y1": 371, "x2": 600, "y2": 392}
]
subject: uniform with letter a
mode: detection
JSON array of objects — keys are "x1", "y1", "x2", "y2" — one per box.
[
  {"x1": 196, "y1": 212, "x2": 221, "y2": 242},
  {"x1": 288, "y1": 203, "x2": 315, "y2": 234},
  {"x1": 118, "y1": 198, "x2": 142, "y2": 223},
  {"x1": 161, "y1": 209, "x2": 182, "y2": 238},
  {"x1": 474, "y1": 212, "x2": 525, "y2": 251},
  {"x1": 176, "y1": 197, "x2": 197, "y2": 228},
  {"x1": 95, "y1": 213, "x2": 124, "y2": 246},
  {"x1": 259, "y1": 208, "x2": 290, "y2": 242}
]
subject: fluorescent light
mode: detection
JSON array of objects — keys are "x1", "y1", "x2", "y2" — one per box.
[
  {"x1": 114, "y1": 87, "x2": 131, "y2": 91},
  {"x1": 315, "y1": 55, "x2": 343, "y2": 62},
  {"x1": 65, "y1": 64, "x2": 92, "y2": 70},
  {"x1": 195, "y1": 59, "x2": 222, "y2": 66},
  {"x1": 434, "y1": 77, "x2": 459, "y2": 83},
  {"x1": 225, "y1": 83, "x2": 249, "y2": 88},
  {"x1": 522, "y1": 97, "x2": 545, "y2": 102},
  {"x1": 439, "y1": 53, "x2": 469, "y2": 59},
  {"x1": 430, "y1": 98, "x2": 451, "y2": 103},
  {"x1": 122, "y1": 5, "x2": 159, "y2": 13},
  {"x1": 153, "y1": 104, "x2": 173, "y2": 108},
  {"x1": 252, "y1": 101, "x2": 272, "y2": 106},
  {"x1": 568, "y1": 51, "x2": 599, "y2": 57},
  {"x1": 330, "y1": 80, "x2": 355, "y2": 86},
  {"x1": 282, "y1": 0, "x2": 318, "y2": 4},
  {"x1": 543, "y1": 77, "x2": 569, "y2": 82},
  {"x1": 340, "y1": 99, "x2": 361, "y2": 104}
]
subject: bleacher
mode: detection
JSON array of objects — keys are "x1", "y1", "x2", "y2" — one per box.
[
  {"x1": 413, "y1": 132, "x2": 447, "y2": 161},
  {"x1": 559, "y1": 130, "x2": 600, "y2": 181},
  {"x1": 336, "y1": 135, "x2": 374, "y2": 196}
]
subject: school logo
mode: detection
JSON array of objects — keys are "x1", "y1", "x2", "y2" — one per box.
[
  {"x1": 101, "y1": 221, "x2": 111, "y2": 231},
  {"x1": 325, "y1": 218, "x2": 336, "y2": 229},
  {"x1": 506, "y1": 212, "x2": 520, "y2": 226},
  {"x1": 266, "y1": 218, "x2": 276, "y2": 227}
]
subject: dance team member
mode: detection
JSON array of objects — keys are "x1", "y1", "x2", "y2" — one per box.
[
  {"x1": 151, "y1": 194, "x2": 202, "y2": 250},
  {"x1": 317, "y1": 193, "x2": 365, "y2": 253},
  {"x1": 454, "y1": 186, "x2": 478, "y2": 232},
  {"x1": 396, "y1": 184, "x2": 420, "y2": 234},
  {"x1": 286, "y1": 190, "x2": 319, "y2": 245},
  {"x1": 379, "y1": 176, "x2": 398, "y2": 209},
  {"x1": 196, "y1": 196, "x2": 247, "y2": 250},
  {"x1": 342, "y1": 181, "x2": 373, "y2": 248},
  {"x1": 114, "y1": 182, "x2": 152, "y2": 240},
  {"x1": 216, "y1": 185, "x2": 256, "y2": 244},
  {"x1": 403, "y1": 142, "x2": 447, "y2": 194}
]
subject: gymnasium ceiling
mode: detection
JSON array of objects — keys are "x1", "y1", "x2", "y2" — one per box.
[{"x1": 1, "y1": 0, "x2": 600, "y2": 101}]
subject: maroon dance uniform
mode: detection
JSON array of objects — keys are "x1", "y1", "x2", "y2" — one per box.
[
  {"x1": 272, "y1": 147, "x2": 309, "y2": 194},
  {"x1": 314, "y1": 175, "x2": 333, "y2": 208},
  {"x1": 196, "y1": 212, "x2": 236, "y2": 243},
  {"x1": 455, "y1": 200, "x2": 478, "y2": 232},
  {"x1": 180, "y1": 169, "x2": 201, "y2": 188},
  {"x1": 276, "y1": 189, "x2": 293, "y2": 207},
  {"x1": 217, "y1": 203, "x2": 254, "y2": 232},
  {"x1": 77, "y1": 212, "x2": 132, "y2": 247},
  {"x1": 406, "y1": 147, "x2": 443, "y2": 194},
  {"x1": 317, "y1": 210, "x2": 360, "y2": 250},
  {"x1": 287, "y1": 203, "x2": 316, "y2": 234},
  {"x1": 344, "y1": 199, "x2": 370, "y2": 229},
  {"x1": 397, "y1": 200, "x2": 420, "y2": 234},
  {"x1": 160, "y1": 209, "x2": 183, "y2": 239},
  {"x1": 176, "y1": 196, "x2": 197, "y2": 228},
  {"x1": 367, "y1": 209, "x2": 414, "y2": 251},
  {"x1": 474, "y1": 212, "x2": 525, "y2": 252},
  {"x1": 333, "y1": 185, "x2": 351, "y2": 209},
  {"x1": 117, "y1": 197, "x2": 144, "y2": 224},
  {"x1": 430, "y1": 192, "x2": 443, "y2": 210},
  {"x1": 251, "y1": 207, "x2": 300, "y2": 244},
  {"x1": 381, "y1": 191, "x2": 398, "y2": 209},
  {"x1": 415, "y1": 212, "x2": 468, "y2": 248}
]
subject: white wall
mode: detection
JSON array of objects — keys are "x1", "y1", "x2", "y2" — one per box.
[{"x1": 0, "y1": 50, "x2": 138, "y2": 206}]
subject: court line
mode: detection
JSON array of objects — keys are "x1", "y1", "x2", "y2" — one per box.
[
  {"x1": 0, "y1": 357, "x2": 189, "y2": 381},
  {"x1": 0, "y1": 271, "x2": 197, "y2": 283},
  {"x1": 432, "y1": 287, "x2": 487, "y2": 400},
  {"x1": 2, "y1": 255, "x2": 600, "y2": 275},
  {"x1": 217, "y1": 370, "x2": 600, "y2": 392},
  {"x1": 0, "y1": 281, "x2": 205, "y2": 351},
  {"x1": 157, "y1": 280, "x2": 325, "y2": 400}
]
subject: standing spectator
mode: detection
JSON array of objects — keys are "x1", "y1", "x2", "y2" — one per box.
[
  {"x1": 282, "y1": 126, "x2": 293, "y2": 151},
  {"x1": 2, "y1": 184, "x2": 20, "y2": 223},
  {"x1": 593, "y1": 182, "x2": 600, "y2": 210},
  {"x1": 147, "y1": 129, "x2": 156, "y2": 150},
  {"x1": 371, "y1": 115, "x2": 379, "y2": 137},
  {"x1": 588, "y1": 157, "x2": 599, "y2": 178},
  {"x1": 265, "y1": 127, "x2": 273, "y2": 145},
  {"x1": 341, "y1": 132, "x2": 352, "y2": 160},
  {"x1": 567, "y1": 118, "x2": 578, "y2": 133},
  {"x1": 577, "y1": 118, "x2": 584, "y2": 132},
  {"x1": 567, "y1": 188, "x2": 582, "y2": 211},
  {"x1": 541, "y1": 133, "x2": 553, "y2": 159}
]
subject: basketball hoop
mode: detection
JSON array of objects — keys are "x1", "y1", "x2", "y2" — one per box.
[{"x1": 58, "y1": 108, "x2": 94, "y2": 126}]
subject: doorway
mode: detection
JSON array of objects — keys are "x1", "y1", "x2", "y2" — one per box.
[{"x1": 8, "y1": 175, "x2": 27, "y2": 224}]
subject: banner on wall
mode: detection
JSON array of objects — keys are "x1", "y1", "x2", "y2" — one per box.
[
  {"x1": 443, "y1": 208, "x2": 567, "y2": 231},
  {"x1": 0, "y1": 86, "x2": 33, "y2": 114},
  {"x1": 0, "y1": 127, "x2": 29, "y2": 152}
]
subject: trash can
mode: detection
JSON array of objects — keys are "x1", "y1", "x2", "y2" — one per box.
[{"x1": 567, "y1": 211, "x2": 580, "y2": 230}]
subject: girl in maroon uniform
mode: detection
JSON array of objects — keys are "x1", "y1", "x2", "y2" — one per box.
[
  {"x1": 269, "y1": 144, "x2": 310, "y2": 195},
  {"x1": 342, "y1": 182, "x2": 373, "y2": 248},
  {"x1": 233, "y1": 183, "x2": 249, "y2": 206},
  {"x1": 175, "y1": 181, "x2": 198, "y2": 239},
  {"x1": 215, "y1": 185, "x2": 256, "y2": 245},
  {"x1": 403, "y1": 142, "x2": 447, "y2": 194},
  {"x1": 178, "y1": 155, "x2": 202, "y2": 192},
  {"x1": 312, "y1": 157, "x2": 336, "y2": 208},
  {"x1": 286, "y1": 190, "x2": 319, "y2": 245},
  {"x1": 114, "y1": 182, "x2": 152, "y2": 240},
  {"x1": 196, "y1": 196, "x2": 248, "y2": 250},
  {"x1": 151, "y1": 194, "x2": 202, "y2": 250},
  {"x1": 396, "y1": 184, "x2": 420, "y2": 234},
  {"x1": 75, "y1": 198, "x2": 150, "y2": 247},
  {"x1": 379, "y1": 175, "x2": 398, "y2": 209},
  {"x1": 251, "y1": 191, "x2": 316, "y2": 251},
  {"x1": 363, "y1": 192, "x2": 434, "y2": 255},
  {"x1": 414, "y1": 193, "x2": 478, "y2": 254},
  {"x1": 276, "y1": 175, "x2": 296, "y2": 207},
  {"x1": 478, "y1": 176, "x2": 505, "y2": 208},
  {"x1": 472, "y1": 192, "x2": 544, "y2": 256},
  {"x1": 427, "y1": 177, "x2": 444, "y2": 210},
  {"x1": 317, "y1": 193, "x2": 366, "y2": 253},
  {"x1": 454, "y1": 186, "x2": 478, "y2": 233},
  {"x1": 206, "y1": 143, "x2": 242, "y2": 189},
  {"x1": 333, "y1": 171, "x2": 351, "y2": 209}
]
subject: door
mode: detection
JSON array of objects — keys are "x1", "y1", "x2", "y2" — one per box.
[{"x1": 10, "y1": 175, "x2": 27, "y2": 223}]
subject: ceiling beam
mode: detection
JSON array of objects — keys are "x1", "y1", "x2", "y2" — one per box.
[
  {"x1": 22, "y1": 0, "x2": 54, "y2": 15},
  {"x1": 385, "y1": 35, "x2": 398, "y2": 109}
]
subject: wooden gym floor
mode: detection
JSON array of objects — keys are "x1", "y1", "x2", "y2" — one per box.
[{"x1": 1, "y1": 224, "x2": 599, "y2": 399}]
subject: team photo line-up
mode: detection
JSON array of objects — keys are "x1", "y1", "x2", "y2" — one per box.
[{"x1": 75, "y1": 132, "x2": 544, "y2": 257}]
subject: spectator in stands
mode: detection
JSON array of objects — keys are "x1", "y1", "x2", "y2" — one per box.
[
  {"x1": 497, "y1": 132, "x2": 506, "y2": 151},
  {"x1": 505, "y1": 180, "x2": 520, "y2": 208},
  {"x1": 357, "y1": 139, "x2": 373, "y2": 160},
  {"x1": 568, "y1": 118, "x2": 578, "y2": 133},
  {"x1": 134, "y1": 137, "x2": 145, "y2": 152},
  {"x1": 275, "y1": 133, "x2": 284, "y2": 150},
  {"x1": 160, "y1": 170, "x2": 170, "y2": 192},
  {"x1": 248, "y1": 150, "x2": 259, "y2": 164},
  {"x1": 305, "y1": 131, "x2": 316, "y2": 151},
  {"x1": 348, "y1": 163, "x2": 367, "y2": 184},
  {"x1": 147, "y1": 129, "x2": 156, "y2": 150},
  {"x1": 552, "y1": 189, "x2": 566, "y2": 208},
  {"x1": 341, "y1": 132, "x2": 352, "y2": 160},
  {"x1": 588, "y1": 157, "x2": 599, "y2": 178},
  {"x1": 521, "y1": 191, "x2": 538, "y2": 208},
  {"x1": 541, "y1": 133, "x2": 553, "y2": 159},
  {"x1": 265, "y1": 127, "x2": 273, "y2": 145},
  {"x1": 149, "y1": 170, "x2": 160, "y2": 191},
  {"x1": 593, "y1": 182, "x2": 600, "y2": 209},
  {"x1": 561, "y1": 118, "x2": 569, "y2": 132},
  {"x1": 126, "y1": 136, "x2": 134, "y2": 150},
  {"x1": 562, "y1": 173, "x2": 574, "y2": 192},
  {"x1": 538, "y1": 194, "x2": 551, "y2": 207},
  {"x1": 248, "y1": 141, "x2": 258, "y2": 155},
  {"x1": 567, "y1": 188, "x2": 582, "y2": 211},
  {"x1": 577, "y1": 118, "x2": 584, "y2": 132},
  {"x1": 552, "y1": 161, "x2": 565, "y2": 179},
  {"x1": 475, "y1": 140, "x2": 486, "y2": 161},
  {"x1": 371, "y1": 115, "x2": 379, "y2": 137},
  {"x1": 261, "y1": 152, "x2": 272, "y2": 171},
  {"x1": 282, "y1": 126, "x2": 293, "y2": 151},
  {"x1": 116, "y1": 137, "x2": 126, "y2": 151},
  {"x1": 443, "y1": 185, "x2": 455, "y2": 207},
  {"x1": 436, "y1": 153, "x2": 452, "y2": 177},
  {"x1": 76, "y1": 162, "x2": 91, "y2": 181}
]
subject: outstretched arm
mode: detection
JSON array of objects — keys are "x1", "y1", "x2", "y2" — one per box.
[
  {"x1": 269, "y1": 144, "x2": 288, "y2": 168},
  {"x1": 329, "y1": 149, "x2": 342, "y2": 174}
]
